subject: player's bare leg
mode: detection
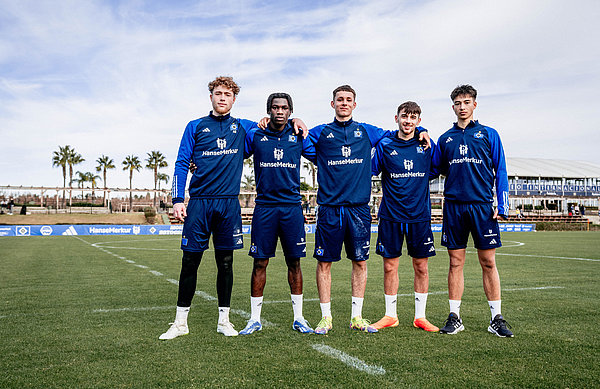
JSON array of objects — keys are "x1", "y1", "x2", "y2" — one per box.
[
  {"x1": 373, "y1": 257, "x2": 400, "y2": 330},
  {"x1": 412, "y1": 257, "x2": 438, "y2": 332},
  {"x1": 440, "y1": 249, "x2": 466, "y2": 334},
  {"x1": 239, "y1": 258, "x2": 268, "y2": 335},
  {"x1": 315, "y1": 261, "x2": 333, "y2": 334},
  {"x1": 286, "y1": 257, "x2": 313, "y2": 333},
  {"x1": 349, "y1": 260, "x2": 377, "y2": 332}
]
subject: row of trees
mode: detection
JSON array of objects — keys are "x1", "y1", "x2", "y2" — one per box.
[{"x1": 52, "y1": 145, "x2": 169, "y2": 210}]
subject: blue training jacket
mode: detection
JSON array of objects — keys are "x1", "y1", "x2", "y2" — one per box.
[
  {"x1": 244, "y1": 121, "x2": 316, "y2": 205},
  {"x1": 308, "y1": 118, "x2": 395, "y2": 206},
  {"x1": 432, "y1": 120, "x2": 509, "y2": 217},
  {"x1": 372, "y1": 130, "x2": 439, "y2": 223},
  {"x1": 171, "y1": 112, "x2": 256, "y2": 203}
]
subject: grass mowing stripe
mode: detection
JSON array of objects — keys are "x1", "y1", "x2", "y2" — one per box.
[
  {"x1": 263, "y1": 298, "x2": 320, "y2": 304},
  {"x1": 311, "y1": 344, "x2": 386, "y2": 376},
  {"x1": 396, "y1": 286, "x2": 564, "y2": 297},
  {"x1": 493, "y1": 252, "x2": 600, "y2": 262}
]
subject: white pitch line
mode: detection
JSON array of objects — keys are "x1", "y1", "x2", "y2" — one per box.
[
  {"x1": 93, "y1": 306, "x2": 173, "y2": 313},
  {"x1": 495, "y1": 252, "x2": 600, "y2": 262},
  {"x1": 149, "y1": 270, "x2": 163, "y2": 276},
  {"x1": 263, "y1": 298, "x2": 320, "y2": 304},
  {"x1": 312, "y1": 344, "x2": 386, "y2": 376},
  {"x1": 396, "y1": 286, "x2": 563, "y2": 297}
]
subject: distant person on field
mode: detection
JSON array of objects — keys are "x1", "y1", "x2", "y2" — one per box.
[
  {"x1": 433, "y1": 84, "x2": 513, "y2": 337},
  {"x1": 370, "y1": 101, "x2": 440, "y2": 332}
]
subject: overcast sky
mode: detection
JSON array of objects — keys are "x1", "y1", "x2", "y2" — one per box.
[{"x1": 1, "y1": 0, "x2": 599, "y2": 191}]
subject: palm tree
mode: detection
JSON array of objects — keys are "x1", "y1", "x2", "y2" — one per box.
[
  {"x1": 86, "y1": 171, "x2": 101, "y2": 200},
  {"x1": 52, "y1": 145, "x2": 73, "y2": 208},
  {"x1": 122, "y1": 155, "x2": 141, "y2": 212},
  {"x1": 67, "y1": 149, "x2": 85, "y2": 207},
  {"x1": 96, "y1": 155, "x2": 115, "y2": 206},
  {"x1": 241, "y1": 174, "x2": 255, "y2": 207},
  {"x1": 302, "y1": 160, "x2": 317, "y2": 189},
  {"x1": 145, "y1": 150, "x2": 168, "y2": 209},
  {"x1": 75, "y1": 171, "x2": 88, "y2": 200},
  {"x1": 157, "y1": 172, "x2": 170, "y2": 190}
]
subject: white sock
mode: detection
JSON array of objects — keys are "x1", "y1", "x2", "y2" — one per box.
[
  {"x1": 488, "y1": 300, "x2": 501, "y2": 319},
  {"x1": 291, "y1": 294, "x2": 303, "y2": 320},
  {"x1": 414, "y1": 292, "x2": 428, "y2": 319},
  {"x1": 175, "y1": 306, "x2": 189, "y2": 324},
  {"x1": 351, "y1": 296, "x2": 364, "y2": 318},
  {"x1": 320, "y1": 302, "x2": 331, "y2": 318},
  {"x1": 384, "y1": 294, "x2": 398, "y2": 318},
  {"x1": 218, "y1": 307, "x2": 230, "y2": 323},
  {"x1": 250, "y1": 296, "x2": 263, "y2": 322},
  {"x1": 449, "y1": 300, "x2": 461, "y2": 318}
]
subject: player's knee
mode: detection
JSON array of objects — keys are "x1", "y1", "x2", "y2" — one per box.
[
  {"x1": 285, "y1": 257, "x2": 300, "y2": 271},
  {"x1": 253, "y1": 258, "x2": 269, "y2": 271},
  {"x1": 215, "y1": 250, "x2": 234, "y2": 273},
  {"x1": 181, "y1": 251, "x2": 203, "y2": 272}
]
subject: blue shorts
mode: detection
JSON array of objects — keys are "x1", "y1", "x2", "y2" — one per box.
[
  {"x1": 314, "y1": 204, "x2": 371, "y2": 262},
  {"x1": 441, "y1": 201, "x2": 502, "y2": 250},
  {"x1": 249, "y1": 204, "x2": 306, "y2": 259},
  {"x1": 181, "y1": 198, "x2": 243, "y2": 252},
  {"x1": 376, "y1": 219, "x2": 436, "y2": 259}
]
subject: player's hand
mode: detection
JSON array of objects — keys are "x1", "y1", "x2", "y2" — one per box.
[
  {"x1": 419, "y1": 131, "x2": 431, "y2": 150},
  {"x1": 291, "y1": 118, "x2": 309, "y2": 138},
  {"x1": 258, "y1": 117, "x2": 269, "y2": 129},
  {"x1": 173, "y1": 202, "x2": 187, "y2": 222},
  {"x1": 493, "y1": 208, "x2": 507, "y2": 221},
  {"x1": 189, "y1": 162, "x2": 197, "y2": 173}
]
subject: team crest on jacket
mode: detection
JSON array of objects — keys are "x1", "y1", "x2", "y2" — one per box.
[
  {"x1": 354, "y1": 130, "x2": 362, "y2": 138},
  {"x1": 230, "y1": 123, "x2": 238, "y2": 132},
  {"x1": 288, "y1": 135, "x2": 297, "y2": 142},
  {"x1": 341, "y1": 146, "x2": 351, "y2": 157},
  {"x1": 274, "y1": 148, "x2": 284, "y2": 160},
  {"x1": 217, "y1": 138, "x2": 227, "y2": 149},
  {"x1": 474, "y1": 131, "x2": 483, "y2": 139},
  {"x1": 416, "y1": 146, "x2": 424, "y2": 154}
]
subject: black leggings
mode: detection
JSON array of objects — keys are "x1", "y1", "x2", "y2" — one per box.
[{"x1": 176, "y1": 250, "x2": 234, "y2": 308}]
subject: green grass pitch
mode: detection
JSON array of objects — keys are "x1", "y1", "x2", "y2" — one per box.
[{"x1": 1, "y1": 231, "x2": 599, "y2": 388}]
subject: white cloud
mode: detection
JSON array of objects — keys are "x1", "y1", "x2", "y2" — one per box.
[{"x1": 0, "y1": 0, "x2": 599, "y2": 192}]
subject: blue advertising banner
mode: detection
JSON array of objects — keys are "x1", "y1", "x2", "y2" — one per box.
[{"x1": 0, "y1": 223, "x2": 536, "y2": 237}]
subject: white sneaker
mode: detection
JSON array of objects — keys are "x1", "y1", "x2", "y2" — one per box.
[
  {"x1": 217, "y1": 321, "x2": 238, "y2": 337},
  {"x1": 159, "y1": 321, "x2": 189, "y2": 340}
]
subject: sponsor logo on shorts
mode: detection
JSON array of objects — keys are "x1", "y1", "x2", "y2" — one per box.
[
  {"x1": 489, "y1": 239, "x2": 497, "y2": 245},
  {"x1": 236, "y1": 238, "x2": 243, "y2": 245},
  {"x1": 250, "y1": 245, "x2": 257, "y2": 253},
  {"x1": 429, "y1": 246, "x2": 435, "y2": 252}
]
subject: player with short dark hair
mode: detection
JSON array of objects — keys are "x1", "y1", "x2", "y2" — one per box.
[
  {"x1": 238, "y1": 93, "x2": 315, "y2": 335},
  {"x1": 433, "y1": 84, "x2": 513, "y2": 337},
  {"x1": 159, "y1": 77, "x2": 306, "y2": 340},
  {"x1": 371, "y1": 101, "x2": 440, "y2": 332},
  {"x1": 308, "y1": 86, "x2": 431, "y2": 334}
]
